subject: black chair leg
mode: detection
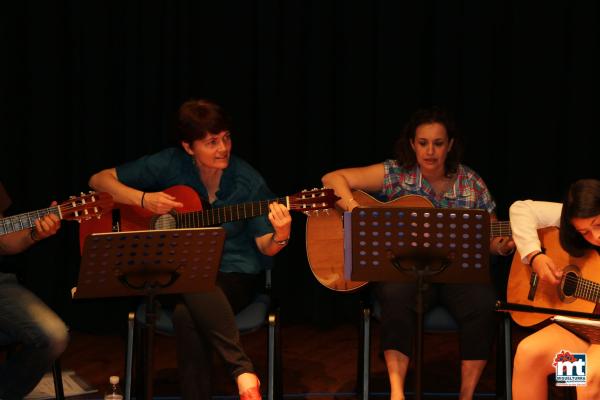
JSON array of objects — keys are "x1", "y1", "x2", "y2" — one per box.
[
  {"x1": 267, "y1": 307, "x2": 282, "y2": 400},
  {"x1": 125, "y1": 311, "x2": 135, "y2": 400},
  {"x1": 52, "y1": 358, "x2": 65, "y2": 400},
  {"x1": 357, "y1": 303, "x2": 371, "y2": 400},
  {"x1": 502, "y1": 315, "x2": 513, "y2": 400}
]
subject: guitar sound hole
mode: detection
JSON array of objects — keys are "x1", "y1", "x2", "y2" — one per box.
[
  {"x1": 562, "y1": 271, "x2": 579, "y2": 296},
  {"x1": 153, "y1": 214, "x2": 177, "y2": 230}
]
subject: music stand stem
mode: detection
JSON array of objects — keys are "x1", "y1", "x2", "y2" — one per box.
[
  {"x1": 347, "y1": 207, "x2": 492, "y2": 399},
  {"x1": 76, "y1": 227, "x2": 225, "y2": 400},
  {"x1": 414, "y1": 272, "x2": 425, "y2": 400}
]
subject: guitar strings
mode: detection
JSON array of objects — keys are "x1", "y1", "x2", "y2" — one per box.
[
  {"x1": 175, "y1": 196, "x2": 333, "y2": 228},
  {"x1": 565, "y1": 274, "x2": 600, "y2": 302}
]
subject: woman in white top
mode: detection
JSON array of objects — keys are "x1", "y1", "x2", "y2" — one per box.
[{"x1": 509, "y1": 178, "x2": 600, "y2": 399}]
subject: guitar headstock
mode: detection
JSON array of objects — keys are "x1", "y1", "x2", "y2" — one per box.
[
  {"x1": 59, "y1": 192, "x2": 114, "y2": 222},
  {"x1": 289, "y1": 188, "x2": 340, "y2": 216}
]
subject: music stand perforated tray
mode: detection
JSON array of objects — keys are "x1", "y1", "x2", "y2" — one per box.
[
  {"x1": 344, "y1": 207, "x2": 491, "y2": 284},
  {"x1": 75, "y1": 227, "x2": 225, "y2": 299}
]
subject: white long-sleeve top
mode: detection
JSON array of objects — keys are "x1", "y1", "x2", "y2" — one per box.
[{"x1": 509, "y1": 200, "x2": 563, "y2": 264}]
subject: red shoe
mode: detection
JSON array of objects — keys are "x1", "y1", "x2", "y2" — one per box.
[{"x1": 239, "y1": 386, "x2": 262, "y2": 400}]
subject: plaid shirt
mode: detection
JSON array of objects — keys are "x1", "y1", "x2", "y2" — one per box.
[{"x1": 381, "y1": 160, "x2": 496, "y2": 213}]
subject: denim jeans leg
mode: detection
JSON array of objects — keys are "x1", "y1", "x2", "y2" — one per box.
[{"x1": 0, "y1": 273, "x2": 69, "y2": 399}]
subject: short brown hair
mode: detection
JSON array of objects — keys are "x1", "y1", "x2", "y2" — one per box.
[{"x1": 177, "y1": 99, "x2": 231, "y2": 143}]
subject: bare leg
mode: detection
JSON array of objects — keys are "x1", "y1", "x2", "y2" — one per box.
[
  {"x1": 576, "y1": 344, "x2": 600, "y2": 399},
  {"x1": 237, "y1": 373, "x2": 261, "y2": 400},
  {"x1": 459, "y1": 360, "x2": 487, "y2": 400},
  {"x1": 237, "y1": 372, "x2": 260, "y2": 392},
  {"x1": 384, "y1": 349, "x2": 409, "y2": 400},
  {"x1": 513, "y1": 324, "x2": 587, "y2": 400}
]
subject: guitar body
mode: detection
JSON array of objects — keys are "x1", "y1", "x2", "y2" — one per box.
[
  {"x1": 78, "y1": 185, "x2": 203, "y2": 253},
  {"x1": 507, "y1": 227, "x2": 600, "y2": 327},
  {"x1": 305, "y1": 190, "x2": 433, "y2": 292}
]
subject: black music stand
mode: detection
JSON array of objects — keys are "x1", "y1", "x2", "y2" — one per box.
[
  {"x1": 75, "y1": 227, "x2": 225, "y2": 400},
  {"x1": 345, "y1": 207, "x2": 491, "y2": 400}
]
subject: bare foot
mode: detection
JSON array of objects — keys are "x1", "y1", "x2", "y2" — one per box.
[
  {"x1": 390, "y1": 390, "x2": 405, "y2": 400},
  {"x1": 237, "y1": 372, "x2": 260, "y2": 394}
]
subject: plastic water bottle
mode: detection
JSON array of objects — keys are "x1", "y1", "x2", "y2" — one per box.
[{"x1": 104, "y1": 376, "x2": 124, "y2": 400}]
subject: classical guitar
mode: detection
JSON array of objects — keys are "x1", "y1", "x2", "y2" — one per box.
[
  {"x1": 507, "y1": 227, "x2": 600, "y2": 327},
  {"x1": 305, "y1": 190, "x2": 512, "y2": 292},
  {"x1": 79, "y1": 185, "x2": 338, "y2": 251},
  {"x1": 0, "y1": 192, "x2": 113, "y2": 236}
]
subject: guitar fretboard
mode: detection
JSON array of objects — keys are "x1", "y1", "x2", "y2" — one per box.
[
  {"x1": 491, "y1": 221, "x2": 512, "y2": 237},
  {"x1": 176, "y1": 197, "x2": 287, "y2": 228},
  {"x1": 0, "y1": 206, "x2": 61, "y2": 236}
]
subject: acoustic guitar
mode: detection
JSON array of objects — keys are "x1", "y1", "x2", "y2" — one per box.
[
  {"x1": 0, "y1": 192, "x2": 113, "y2": 236},
  {"x1": 305, "y1": 189, "x2": 512, "y2": 292},
  {"x1": 79, "y1": 185, "x2": 338, "y2": 252},
  {"x1": 507, "y1": 227, "x2": 600, "y2": 327}
]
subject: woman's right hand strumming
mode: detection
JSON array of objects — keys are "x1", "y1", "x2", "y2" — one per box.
[{"x1": 529, "y1": 251, "x2": 562, "y2": 286}]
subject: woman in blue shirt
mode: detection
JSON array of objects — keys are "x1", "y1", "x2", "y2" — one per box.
[{"x1": 89, "y1": 99, "x2": 291, "y2": 400}]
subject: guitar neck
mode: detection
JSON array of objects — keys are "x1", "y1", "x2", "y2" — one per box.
[
  {"x1": 491, "y1": 221, "x2": 511, "y2": 238},
  {"x1": 176, "y1": 197, "x2": 287, "y2": 228},
  {"x1": 0, "y1": 206, "x2": 61, "y2": 235}
]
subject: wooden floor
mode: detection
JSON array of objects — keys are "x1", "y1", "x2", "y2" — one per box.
[
  {"x1": 61, "y1": 318, "x2": 510, "y2": 400},
  {"x1": 57, "y1": 315, "x2": 583, "y2": 400}
]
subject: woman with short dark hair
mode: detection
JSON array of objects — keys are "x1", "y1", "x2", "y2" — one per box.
[{"x1": 89, "y1": 99, "x2": 292, "y2": 400}]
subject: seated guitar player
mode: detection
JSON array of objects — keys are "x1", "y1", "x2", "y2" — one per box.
[
  {"x1": 0, "y1": 181, "x2": 68, "y2": 400},
  {"x1": 88, "y1": 98, "x2": 292, "y2": 400},
  {"x1": 510, "y1": 178, "x2": 600, "y2": 399},
  {"x1": 321, "y1": 107, "x2": 514, "y2": 400}
]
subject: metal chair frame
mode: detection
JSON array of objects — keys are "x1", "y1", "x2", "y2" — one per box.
[
  {"x1": 124, "y1": 269, "x2": 282, "y2": 400},
  {"x1": 358, "y1": 299, "x2": 513, "y2": 400}
]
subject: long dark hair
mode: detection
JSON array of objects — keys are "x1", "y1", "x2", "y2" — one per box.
[
  {"x1": 559, "y1": 179, "x2": 600, "y2": 256},
  {"x1": 393, "y1": 107, "x2": 463, "y2": 176}
]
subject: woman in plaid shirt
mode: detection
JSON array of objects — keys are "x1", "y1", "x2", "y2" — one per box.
[{"x1": 322, "y1": 107, "x2": 514, "y2": 400}]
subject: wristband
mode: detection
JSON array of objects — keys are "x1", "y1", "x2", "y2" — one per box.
[
  {"x1": 30, "y1": 228, "x2": 40, "y2": 242},
  {"x1": 345, "y1": 197, "x2": 357, "y2": 211},
  {"x1": 141, "y1": 192, "x2": 146, "y2": 208},
  {"x1": 528, "y1": 250, "x2": 545, "y2": 267},
  {"x1": 272, "y1": 234, "x2": 289, "y2": 246}
]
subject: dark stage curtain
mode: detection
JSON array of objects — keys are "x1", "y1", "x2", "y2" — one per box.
[{"x1": 1, "y1": 0, "x2": 599, "y2": 330}]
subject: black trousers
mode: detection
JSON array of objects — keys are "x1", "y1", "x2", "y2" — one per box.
[
  {"x1": 171, "y1": 271, "x2": 261, "y2": 400},
  {"x1": 374, "y1": 281, "x2": 497, "y2": 360}
]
